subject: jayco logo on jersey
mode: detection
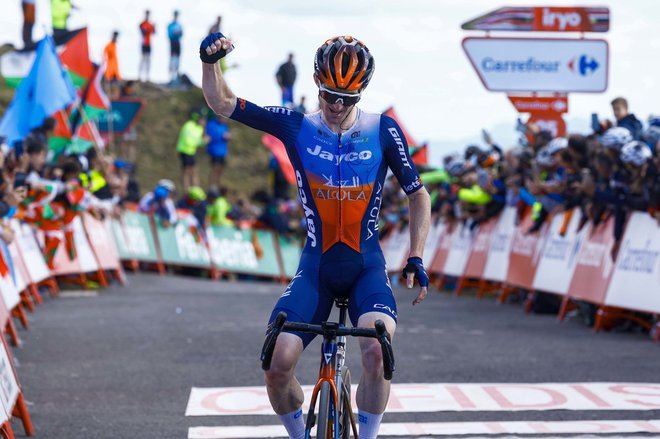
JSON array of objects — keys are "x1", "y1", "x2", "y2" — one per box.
[
  {"x1": 307, "y1": 145, "x2": 373, "y2": 164},
  {"x1": 296, "y1": 171, "x2": 317, "y2": 248},
  {"x1": 387, "y1": 128, "x2": 412, "y2": 169}
]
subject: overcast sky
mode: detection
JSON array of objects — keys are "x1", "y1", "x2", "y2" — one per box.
[{"x1": 1, "y1": 0, "x2": 659, "y2": 164}]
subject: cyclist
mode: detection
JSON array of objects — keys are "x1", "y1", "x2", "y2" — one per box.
[{"x1": 200, "y1": 33, "x2": 431, "y2": 439}]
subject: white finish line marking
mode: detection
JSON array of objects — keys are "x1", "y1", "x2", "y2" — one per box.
[
  {"x1": 186, "y1": 382, "x2": 660, "y2": 416},
  {"x1": 188, "y1": 420, "x2": 660, "y2": 438}
]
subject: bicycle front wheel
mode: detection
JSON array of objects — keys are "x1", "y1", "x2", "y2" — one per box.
[{"x1": 316, "y1": 381, "x2": 332, "y2": 439}]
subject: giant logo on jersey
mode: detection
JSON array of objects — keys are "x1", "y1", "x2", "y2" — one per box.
[
  {"x1": 387, "y1": 128, "x2": 412, "y2": 169},
  {"x1": 307, "y1": 145, "x2": 373, "y2": 164}
]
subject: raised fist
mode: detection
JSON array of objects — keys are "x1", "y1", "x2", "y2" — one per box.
[{"x1": 200, "y1": 32, "x2": 234, "y2": 64}]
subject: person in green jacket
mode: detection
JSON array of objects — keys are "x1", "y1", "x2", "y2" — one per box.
[
  {"x1": 207, "y1": 187, "x2": 234, "y2": 227},
  {"x1": 177, "y1": 109, "x2": 209, "y2": 193},
  {"x1": 51, "y1": 0, "x2": 75, "y2": 38}
]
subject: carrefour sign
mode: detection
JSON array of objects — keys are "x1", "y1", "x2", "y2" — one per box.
[{"x1": 462, "y1": 37, "x2": 608, "y2": 93}]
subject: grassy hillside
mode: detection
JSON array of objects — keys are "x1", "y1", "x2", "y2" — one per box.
[{"x1": 0, "y1": 78, "x2": 279, "y2": 199}]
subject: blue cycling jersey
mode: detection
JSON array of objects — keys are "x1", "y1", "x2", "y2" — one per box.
[{"x1": 230, "y1": 99, "x2": 422, "y2": 255}]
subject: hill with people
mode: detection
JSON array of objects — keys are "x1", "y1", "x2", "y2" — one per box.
[{"x1": 0, "y1": 79, "x2": 278, "y2": 199}]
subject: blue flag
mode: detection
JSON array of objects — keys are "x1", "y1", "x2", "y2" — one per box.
[{"x1": 0, "y1": 36, "x2": 76, "y2": 145}]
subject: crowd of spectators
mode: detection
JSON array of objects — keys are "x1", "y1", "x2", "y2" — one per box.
[{"x1": 383, "y1": 97, "x2": 659, "y2": 261}]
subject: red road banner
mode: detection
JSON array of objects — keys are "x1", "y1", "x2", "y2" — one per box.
[
  {"x1": 461, "y1": 7, "x2": 609, "y2": 33},
  {"x1": 508, "y1": 95, "x2": 568, "y2": 114}
]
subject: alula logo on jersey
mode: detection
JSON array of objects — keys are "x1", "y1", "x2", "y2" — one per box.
[
  {"x1": 315, "y1": 188, "x2": 367, "y2": 201},
  {"x1": 296, "y1": 170, "x2": 317, "y2": 248},
  {"x1": 306, "y1": 145, "x2": 373, "y2": 164}
]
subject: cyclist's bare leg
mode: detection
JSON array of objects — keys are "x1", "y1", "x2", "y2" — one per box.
[
  {"x1": 264, "y1": 332, "x2": 304, "y2": 414},
  {"x1": 356, "y1": 312, "x2": 396, "y2": 413}
]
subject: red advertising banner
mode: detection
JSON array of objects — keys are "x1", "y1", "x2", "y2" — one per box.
[
  {"x1": 505, "y1": 213, "x2": 547, "y2": 289},
  {"x1": 462, "y1": 7, "x2": 609, "y2": 33},
  {"x1": 566, "y1": 219, "x2": 615, "y2": 305},
  {"x1": 463, "y1": 218, "x2": 497, "y2": 279},
  {"x1": 508, "y1": 95, "x2": 568, "y2": 114},
  {"x1": 527, "y1": 113, "x2": 567, "y2": 138}
]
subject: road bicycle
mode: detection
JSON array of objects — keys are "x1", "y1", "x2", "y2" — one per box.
[{"x1": 261, "y1": 297, "x2": 395, "y2": 439}]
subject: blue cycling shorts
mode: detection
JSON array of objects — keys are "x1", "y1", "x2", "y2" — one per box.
[{"x1": 268, "y1": 243, "x2": 397, "y2": 348}]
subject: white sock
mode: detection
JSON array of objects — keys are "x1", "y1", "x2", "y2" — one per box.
[
  {"x1": 358, "y1": 409, "x2": 383, "y2": 439},
  {"x1": 278, "y1": 408, "x2": 305, "y2": 439}
]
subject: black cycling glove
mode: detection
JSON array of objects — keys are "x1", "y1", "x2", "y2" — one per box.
[
  {"x1": 402, "y1": 257, "x2": 430, "y2": 287},
  {"x1": 199, "y1": 32, "x2": 232, "y2": 64}
]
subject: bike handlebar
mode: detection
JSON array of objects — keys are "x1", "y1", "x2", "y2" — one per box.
[{"x1": 260, "y1": 312, "x2": 395, "y2": 380}]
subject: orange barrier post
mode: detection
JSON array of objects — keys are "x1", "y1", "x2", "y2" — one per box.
[
  {"x1": 11, "y1": 393, "x2": 34, "y2": 436},
  {"x1": 1, "y1": 421, "x2": 15, "y2": 439},
  {"x1": 10, "y1": 306, "x2": 28, "y2": 330}
]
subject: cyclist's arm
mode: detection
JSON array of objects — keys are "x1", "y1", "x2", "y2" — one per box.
[
  {"x1": 202, "y1": 62, "x2": 236, "y2": 118},
  {"x1": 380, "y1": 115, "x2": 431, "y2": 259}
]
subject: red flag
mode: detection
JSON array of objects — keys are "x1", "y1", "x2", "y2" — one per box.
[
  {"x1": 58, "y1": 28, "x2": 94, "y2": 87},
  {"x1": 411, "y1": 143, "x2": 429, "y2": 166},
  {"x1": 261, "y1": 134, "x2": 296, "y2": 185}
]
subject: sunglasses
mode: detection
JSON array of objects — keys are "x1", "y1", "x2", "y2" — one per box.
[{"x1": 319, "y1": 85, "x2": 361, "y2": 106}]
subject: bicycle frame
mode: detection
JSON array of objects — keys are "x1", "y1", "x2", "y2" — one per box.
[{"x1": 304, "y1": 302, "x2": 351, "y2": 439}]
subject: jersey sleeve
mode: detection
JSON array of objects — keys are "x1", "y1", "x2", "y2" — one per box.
[
  {"x1": 229, "y1": 99, "x2": 303, "y2": 146},
  {"x1": 380, "y1": 115, "x2": 423, "y2": 195}
]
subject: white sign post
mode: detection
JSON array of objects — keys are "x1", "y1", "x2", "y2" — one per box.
[{"x1": 462, "y1": 38, "x2": 608, "y2": 93}]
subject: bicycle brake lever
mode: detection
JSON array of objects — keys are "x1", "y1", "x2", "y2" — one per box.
[
  {"x1": 260, "y1": 312, "x2": 287, "y2": 371},
  {"x1": 374, "y1": 320, "x2": 395, "y2": 380}
]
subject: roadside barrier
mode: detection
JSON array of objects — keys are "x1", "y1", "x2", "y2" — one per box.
[
  {"x1": 0, "y1": 206, "x2": 655, "y2": 435},
  {"x1": 381, "y1": 208, "x2": 660, "y2": 341}
]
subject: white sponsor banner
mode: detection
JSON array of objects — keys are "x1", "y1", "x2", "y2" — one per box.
[
  {"x1": 462, "y1": 37, "x2": 608, "y2": 93},
  {"x1": 605, "y1": 213, "x2": 660, "y2": 313},
  {"x1": 190, "y1": 420, "x2": 660, "y2": 439},
  {"x1": 0, "y1": 341, "x2": 19, "y2": 423},
  {"x1": 423, "y1": 221, "x2": 446, "y2": 265},
  {"x1": 12, "y1": 222, "x2": 50, "y2": 284},
  {"x1": 0, "y1": 274, "x2": 20, "y2": 312},
  {"x1": 186, "y1": 382, "x2": 660, "y2": 416},
  {"x1": 442, "y1": 224, "x2": 475, "y2": 277},
  {"x1": 382, "y1": 226, "x2": 409, "y2": 273},
  {"x1": 7, "y1": 243, "x2": 27, "y2": 293},
  {"x1": 482, "y1": 207, "x2": 516, "y2": 282},
  {"x1": 72, "y1": 216, "x2": 100, "y2": 273},
  {"x1": 532, "y1": 211, "x2": 583, "y2": 295}
]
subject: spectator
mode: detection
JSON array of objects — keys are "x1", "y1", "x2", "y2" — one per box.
[
  {"x1": 207, "y1": 187, "x2": 234, "y2": 227},
  {"x1": 103, "y1": 31, "x2": 122, "y2": 99},
  {"x1": 51, "y1": 0, "x2": 74, "y2": 38},
  {"x1": 205, "y1": 114, "x2": 231, "y2": 190},
  {"x1": 208, "y1": 16, "x2": 222, "y2": 34},
  {"x1": 611, "y1": 97, "x2": 643, "y2": 140},
  {"x1": 275, "y1": 53, "x2": 296, "y2": 108},
  {"x1": 139, "y1": 10, "x2": 156, "y2": 82},
  {"x1": 176, "y1": 110, "x2": 208, "y2": 193},
  {"x1": 25, "y1": 117, "x2": 56, "y2": 153},
  {"x1": 21, "y1": 0, "x2": 36, "y2": 47},
  {"x1": 114, "y1": 160, "x2": 140, "y2": 203},
  {"x1": 167, "y1": 10, "x2": 183, "y2": 83},
  {"x1": 138, "y1": 179, "x2": 177, "y2": 227},
  {"x1": 177, "y1": 186, "x2": 207, "y2": 229},
  {"x1": 294, "y1": 95, "x2": 307, "y2": 114}
]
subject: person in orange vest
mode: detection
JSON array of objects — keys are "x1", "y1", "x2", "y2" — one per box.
[
  {"x1": 103, "y1": 31, "x2": 121, "y2": 99},
  {"x1": 139, "y1": 10, "x2": 156, "y2": 82}
]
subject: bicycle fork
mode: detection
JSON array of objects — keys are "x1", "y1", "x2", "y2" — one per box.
[{"x1": 305, "y1": 337, "x2": 339, "y2": 438}]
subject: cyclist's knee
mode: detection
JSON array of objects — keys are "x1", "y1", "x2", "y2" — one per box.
[
  {"x1": 264, "y1": 334, "x2": 302, "y2": 386},
  {"x1": 360, "y1": 338, "x2": 384, "y2": 377}
]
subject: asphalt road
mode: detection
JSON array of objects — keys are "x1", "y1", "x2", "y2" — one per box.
[{"x1": 9, "y1": 273, "x2": 660, "y2": 438}]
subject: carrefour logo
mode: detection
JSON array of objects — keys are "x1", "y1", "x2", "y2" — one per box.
[{"x1": 568, "y1": 55, "x2": 599, "y2": 76}]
